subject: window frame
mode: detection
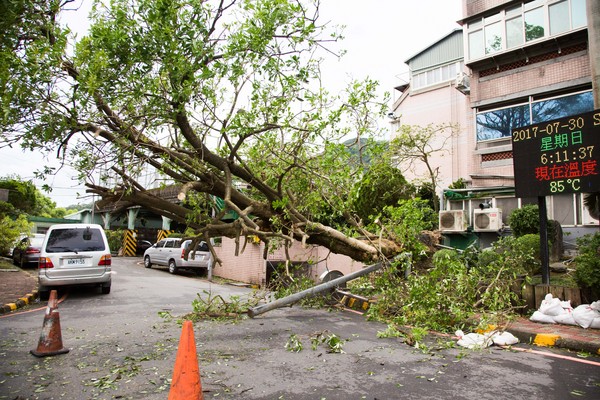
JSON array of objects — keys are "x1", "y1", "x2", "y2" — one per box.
[
  {"x1": 465, "y1": 0, "x2": 586, "y2": 63},
  {"x1": 411, "y1": 60, "x2": 464, "y2": 91},
  {"x1": 475, "y1": 89, "x2": 594, "y2": 143}
]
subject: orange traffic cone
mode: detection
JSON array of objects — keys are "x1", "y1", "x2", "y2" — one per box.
[
  {"x1": 30, "y1": 290, "x2": 69, "y2": 357},
  {"x1": 168, "y1": 320, "x2": 203, "y2": 400},
  {"x1": 47, "y1": 289, "x2": 58, "y2": 309}
]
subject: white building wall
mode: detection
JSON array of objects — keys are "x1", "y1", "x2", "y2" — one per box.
[
  {"x1": 391, "y1": 83, "x2": 472, "y2": 191},
  {"x1": 213, "y1": 237, "x2": 365, "y2": 286}
]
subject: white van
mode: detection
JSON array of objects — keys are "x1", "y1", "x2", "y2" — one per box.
[{"x1": 38, "y1": 224, "x2": 112, "y2": 298}]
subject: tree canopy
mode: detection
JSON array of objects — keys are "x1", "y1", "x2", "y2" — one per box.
[
  {"x1": 1, "y1": 0, "x2": 419, "y2": 264},
  {"x1": 0, "y1": 175, "x2": 75, "y2": 219},
  {"x1": 0, "y1": 176, "x2": 38, "y2": 216}
]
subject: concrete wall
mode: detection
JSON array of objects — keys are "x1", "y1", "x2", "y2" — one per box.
[
  {"x1": 213, "y1": 237, "x2": 366, "y2": 286},
  {"x1": 464, "y1": 0, "x2": 514, "y2": 18},
  {"x1": 472, "y1": 51, "x2": 591, "y2": 106}
]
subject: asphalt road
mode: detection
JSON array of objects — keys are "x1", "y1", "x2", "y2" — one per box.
[{"x1": 0, "y1": 257, "x2": 599, "y2": 399}]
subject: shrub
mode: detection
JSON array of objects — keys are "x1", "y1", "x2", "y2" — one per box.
[
  {"x1": 366, "y1": 245, "x2": 524, "y2": 333},
  {"x1": 574, "y1": 233, "x2": 600, "y2": 298},
  {"x1": 508, "y1": 205, "x2": 540, "y2": 237},
  {"x1": 105, "y1": 229, "x2": 124, "y2": 254},
  {"x1": 482, "y1": 235, "x2": 541, "y2": 277},
  {"x1": 0, "y1": 215, "x2": 31, "y2": 256},
  {"x1": 508, "y1": 205, "x2": 556, "y2": 242}
]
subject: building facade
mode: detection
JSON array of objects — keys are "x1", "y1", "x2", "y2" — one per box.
[{"x1": 391, "y1": 0, "x2": 598, "y2": 245}]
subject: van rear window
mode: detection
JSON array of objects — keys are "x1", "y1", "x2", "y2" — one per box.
[{"x1": 46, "y1": 228, "x2": 106, "y2": 253}]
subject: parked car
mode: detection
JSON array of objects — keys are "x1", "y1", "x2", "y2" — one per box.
[
  {"x1": 136, "y1": 240, "x2": 153, "y2": 256},
  {"x1": 38, "y1": 224, "x2": 112, "y2": 299},
  {"x1": 143, "y1": 238, "x2": 213, "y2": 275},
  {"x1": 12, "y1": 234, "x2": 45, "y2": 267}
]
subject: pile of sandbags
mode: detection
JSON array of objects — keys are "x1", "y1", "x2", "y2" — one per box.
[{"x1": 530, "y1": 293, "x2": 600, "y2": 329}]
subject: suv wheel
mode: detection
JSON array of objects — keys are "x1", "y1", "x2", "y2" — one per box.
[
  {"x1": 144, "y1": 256, "x2": 152, "y2": 268},
  {"x1": 168, "y1": 260, "x2": 178, "y2": 274},
  {"x1": 101, "y1": 284, "x2": 111, "y2": 294},
  {"x1": 38, "y1": 288, "x2": 50, "y2": 301}
]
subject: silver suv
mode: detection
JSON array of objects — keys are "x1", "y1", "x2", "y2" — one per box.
[
  {"x1": 38, "y1": 224, "x2": 112, "y2": 299},
  {"x1": 143, "y1": 238, "x2": 213, "y2": 276}
]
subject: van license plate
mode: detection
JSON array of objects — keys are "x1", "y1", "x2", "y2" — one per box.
[{"x1": 67, "y1": 259, "x2": 86, "y2": 265}]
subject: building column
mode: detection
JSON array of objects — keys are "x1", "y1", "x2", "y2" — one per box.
[
  {"x1": 123, "y1": 229, "x2": 137, "y2": 257},
  {"x1": 101, "y1": 212, "x2": 111, "y2": 230},
  {"x1": 123, "y1": 207, "x2": 141, "y2": 257},
  {"x1": 156, "y1": 216, "x2": 174, "y2": 242},
  {"x1": 127, "y1": 207, "x2": 140, "y2": 230},
  {"x1": 161, "y1": 216, "x2": 172, "y2": 230}
]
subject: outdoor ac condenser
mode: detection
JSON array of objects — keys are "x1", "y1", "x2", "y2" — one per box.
[
  {"x1": 473, "y1": 208, "x2": 503, "y2": 232},
  {"x1": 455, "y1": 72, "x2": 470, "y2": 94},
  {"x1": 439, "y1": 210, "x2": 467, "y2": 232}
]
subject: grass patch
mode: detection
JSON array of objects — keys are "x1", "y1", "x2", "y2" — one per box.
[
  {"x1": 0, "y1": 258, "x2": 16, "y2": 270},
  {"x1": 530, "y1": 271, "x2": 579, "y2": 288}
]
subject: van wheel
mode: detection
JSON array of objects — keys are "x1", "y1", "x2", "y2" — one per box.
[
  {"x1": 101, "y1": 284, "x2": 111, "y2": 294},
  {"x1": 144, "y1": 256, "x2": 152, "y2": 268},
  {"x1": 168, "y1": 260, "x2": 178, "y2": 274}
]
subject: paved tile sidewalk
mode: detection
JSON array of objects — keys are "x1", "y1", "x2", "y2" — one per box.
[
  {"x1": 508, "y1": 315, "x2": 600, "y2": 355},
  {"x1": 0, "y1": 266, "x2": 38, "y2": 314}
]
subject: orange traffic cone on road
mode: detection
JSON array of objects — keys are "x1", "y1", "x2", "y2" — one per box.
[
  {"x1": 168, "y1": 320, "x2": 203, "y2": 400},
  {"x1": 30, "y1": 290, "x2": 69, "y2": 357},
  {"x1": 47, "y1": 289, "x2": 58, "y2": 309}
]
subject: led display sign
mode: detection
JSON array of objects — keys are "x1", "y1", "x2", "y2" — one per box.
[{"x1": 512, "y1": 110, "x2": 600, "y2": 198}]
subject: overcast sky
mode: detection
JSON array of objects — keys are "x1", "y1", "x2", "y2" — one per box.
[{"x1": 0, "y1": 0, "x2": 462, "y2": 207}]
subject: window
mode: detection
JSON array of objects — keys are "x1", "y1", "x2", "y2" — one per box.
[
  {"x1": 411, "y1": 61, "x2": 464, "y2": 90},
  {"x1": 549, "y1": 1, "x2": 570, "y2": 36},
  {"x1": 465, "y1": 0, "x2": 587, "y2": 62},
  {"x1": 469, "y1": 30, "x2": 484, "y2": 60},
  {"x1": 506, "y1": 15, "x2": 524, "y2": 48},
  {"x1": 551, "y1": 194, "x2": 576, "y2": 226},
  {"x1": 165, "y1": 240, "x2": 178, "y2": 248},
  {"x1": 531, "y1": 91, "x2": 594, "y2": 124},
  {"x1": 476, "y1": 90, "x2": 593, "y2": 142},
  {"x1": 495, "y1": 197, "x2": 519, "y2": 224},
  {"x1": 485, "y1": 21, "x2": 503, "y2": 54},
  {"x1": 477, "y1": 103, "x2": 530, "y2": 141},
  {"x1": 46, "y1": 228, "x2": 106, "y2": 253},
  {"x1": 524, "y1": 6, "x2": 545, "y2": 42},
  {"x1": 571, "y1": 0, "x2": 586, "y2": 28}
]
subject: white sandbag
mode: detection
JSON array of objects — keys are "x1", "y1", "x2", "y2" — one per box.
[
  {"x1": 572, "y1": 305, "x2": 599, "y2": 329},
  {"x1": 455, "y1": 330, "x2": 493, "y2": 349},
  {"x1": 530, "y1": 310, "x2": 556, "y2": 324},
  {"x1": 539, "y1": 294, "x2": 564, "y2": 316},
  {"x1": 560, "y1": 300, "x2": 573, "y2": 311},
  {"x1": 491, "y1": 331, "x2": 519, "y2": 346},
  {"x1": 590, "y1": 300, "x2": 600, "y2": 311},
  {"x1": 590, "y1": 317, "x2": 600, "y2": 329},
  {"x1": 552, "y1": 310, "x2": 577, "y2": 326}
]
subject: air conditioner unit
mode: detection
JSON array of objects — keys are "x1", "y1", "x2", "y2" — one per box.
[
  {"x1": 439, "y1": 210, "x2": 467, "y2": 232},
  {"x1": 455, "y1": 72, "x2": 470, "y2": 95},
  {"x1": 473, "y1": 208, "x2": 503, "y2": 232}
]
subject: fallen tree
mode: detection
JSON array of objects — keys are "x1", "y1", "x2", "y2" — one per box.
[{"x1": 2, "y1": 0, "x2": 415, "y2": 264}]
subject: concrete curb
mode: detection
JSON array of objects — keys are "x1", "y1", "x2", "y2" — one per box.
[
  {"x1": 0, "y1": 290, "x2": 39, "y2": 315},
  {"x1": 510, "y1": 328, "x2": 600, "y2": 356}
]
